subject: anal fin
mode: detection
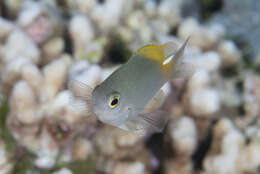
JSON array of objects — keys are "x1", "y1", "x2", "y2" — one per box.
[{"x1": 122, "y1": 110, "x2": 169, "y2": 135}]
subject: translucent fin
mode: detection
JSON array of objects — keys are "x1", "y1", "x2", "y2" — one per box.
[
  {"x1": 67, "y1": 98, "x2": 92, "y2": 116},
  {"x1": 123, "y1": 110, "x2": 169, "y2": 135},
  {"x1": 68, "y1": 79, "x2": 93, "y2": 100},
  {"x1": 67, "y1": 79, "x2": 93, "y2": 116},
  {"x1": 163, "y1": 42, "x2": 178, "y2": 58},
  {"x1": 165, "y1": 37, "x2": 194, "y2": 78},
  {"x1": 172, "y1": 37, "x2": 190, "y2": 69}
]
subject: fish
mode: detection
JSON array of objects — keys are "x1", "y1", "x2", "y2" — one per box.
[{"x1": 69, "y1": 38, "x2": 194, "y2": 134}]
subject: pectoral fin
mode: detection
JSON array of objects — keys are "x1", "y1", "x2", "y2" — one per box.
[{"x1": 67, "y1": 79, "x2": 93, "y2": 116}]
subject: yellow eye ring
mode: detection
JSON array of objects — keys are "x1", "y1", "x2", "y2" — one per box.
[{"x1": 109, "y1": 95, "x2": 120, "y2": 108}]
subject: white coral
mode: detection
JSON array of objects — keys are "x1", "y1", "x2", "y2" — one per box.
[
  {"x1": 0, "y1": 17, "x2": 14, "y2": 40},
  {"x1": 69, "y1": 15, "x2": 94, "y2": 53},
  {"x1": 178, "y1": 18, "x2": 225, "y2": 50},
  {"x1": 191, "y1": 88, "x2": 220, "y2": 116},
  {"x1": 217, "y1": 40, "x2": 241, "y2": 67},
  {"x1": 2, "y1": 30, "x2": 40, "y2": 64},
  {"x1": 40, "y1": 58, "x2": 70, "y2": 102},
  {"x1": 169, "y1": 116, "x2": 197, "y2": 156},
  {"x1": 10, "y1": 80, "x2": 42, "y2": 124},
  {"x1": 112, "y1": 161, "x2": 145, "y2": 174}
]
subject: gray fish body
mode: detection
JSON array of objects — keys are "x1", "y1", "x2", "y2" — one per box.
[
  {"x1": 92, "y1": 55, "x2": 167, "y2": 126},
  {"x1": 91, "y1": 39, "x2": 191, "y2": 130},
  {"x1": 105, "y1": 55, "x2": 167, "y2": 109}
]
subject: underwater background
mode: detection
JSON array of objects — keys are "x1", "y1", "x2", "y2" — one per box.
[{"x1": 1, "y1": 0, "x2": 260, "y2": 174}]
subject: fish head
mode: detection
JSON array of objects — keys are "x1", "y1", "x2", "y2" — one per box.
[{"x1": 92, "y1": 85, "x2": 130, "y2": 126}]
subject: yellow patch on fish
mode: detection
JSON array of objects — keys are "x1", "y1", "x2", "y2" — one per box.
[
  {"x1": 135, "y1": 43, "x2": 178, "y2": 73},
  {"x1": 136, "y1": 45, "x2": 165, "y2": 63}
]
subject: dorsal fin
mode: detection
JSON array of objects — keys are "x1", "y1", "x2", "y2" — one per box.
[
  {"x1": 163, "y1": 42, "x2": 178, "y2": 58},
  {"x1": 135, "y1": 38, "x2": 193, "y2": 79},
  {"x1": 166, "y1": 37, "x2": 194, "y2": 78},
  {"x1": 135, "y1": 42, "x2": 178, "y2": 65},
  {"x1": 136, "y1": 44, "x2": 165, "y2": 64}
]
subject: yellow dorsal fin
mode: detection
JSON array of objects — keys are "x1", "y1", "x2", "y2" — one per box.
[
  {"x1": 136, "y1": 44, "x2": 165, "y2": 64},
  {"x1": 135, "y1": 42, "x2": 179, "y2": 72}
]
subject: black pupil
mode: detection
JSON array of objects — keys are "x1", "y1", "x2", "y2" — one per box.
[{"x1": 111, "y1": 98, "x2": 118, "y2": 106}]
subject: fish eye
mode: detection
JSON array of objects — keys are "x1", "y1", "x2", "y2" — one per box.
[{"x1": 108, "y1": 93, "x2": 120, "y2": 109}]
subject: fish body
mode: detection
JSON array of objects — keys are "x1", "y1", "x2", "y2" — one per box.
[
  {"x1": 93, "y1": 54, "x2": 166, "y2": 126},
  {"x1": 91, "y1": 38, "x2": 192, "y2": 133}
]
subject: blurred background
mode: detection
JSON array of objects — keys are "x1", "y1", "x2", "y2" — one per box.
[{"x1": 0, "y1": 0, "x2": 260, "y2": 174}]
